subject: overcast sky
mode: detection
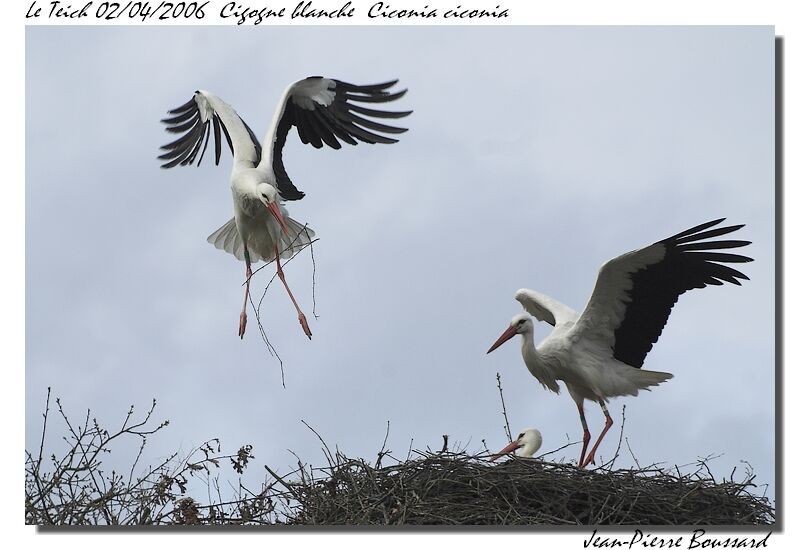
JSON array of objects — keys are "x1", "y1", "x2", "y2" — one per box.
[{"x1": 26, "y1": 25, "x2": 776, "y2": 508}]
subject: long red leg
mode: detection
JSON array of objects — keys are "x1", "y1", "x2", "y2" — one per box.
[
  {"x1": 275, "y1": 245, "x2": 312, "y2": 339},
  {"x1": 238, "y1": 255, "x2": 252, "y2": 339},
  {"x1": 577, "y1": 402, "x2": 591, "y2": 468},
  {"x1": 581, "y1": 401, "x2": 613, "y2": 468}
]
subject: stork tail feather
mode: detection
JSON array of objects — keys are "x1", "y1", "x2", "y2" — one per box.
[{"x1": 207, "y1": 217, "x2": 315, "y2": 262}]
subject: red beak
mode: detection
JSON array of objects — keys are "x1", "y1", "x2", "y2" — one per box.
[
  {"x1": 266, "y1": 202, "x2": 290, "y2": 236},
  {"x1": 491, "y1": 440, "x2": 522, "y2": 462},
  {"x1": 487, "y1": 324, "x2": 517, "y2": 354}
]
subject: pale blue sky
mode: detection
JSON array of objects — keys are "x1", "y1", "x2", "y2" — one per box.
[{"x1": 26, "y1": 25, "x2": 776, "y2": 506}]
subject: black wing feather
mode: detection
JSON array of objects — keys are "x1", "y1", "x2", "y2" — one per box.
[
  {"x1": 159, "y1": 121, "x2": 202, "y2": 153},
  {"x1": 167, "y1": 97, "x2": 197, "y2": 114},
  {"x1": 297, "y1": 109, "x2": 324, "y2": 148},
  {"x1": 158, "y1": 93, "x2": 255, "y2": 169},
  {"x1": 164, "y1": 114, "x2": 201, "y2": 134},
  {"x1": 332, "y1": 116, "x2": 397, "y2": 144},
  {"x1": 336, "y1": 79, "x2": 399, "y2": 92},
  {"x1": 161, "y1": 108, "x2": 199, "y2": 125},
  {"x1": 676, "y1": 224, "x2": 745, "y2": 243},
  {"x1": 668, "y1": 218, "x2": 727, "y2": 240},
  {"x1": 184, "y1": 120, "x2": 210, "y2": 165},
  {"x1": 158, "y1": 122, "x2": 205, "y2": 168},
  {"x1": 271, "y1": 110, "x2": 306, "y2": 201},
  {"x1": 196, "y1": 122, "x2": 212, "y2": 166},
  {"x1": 612, "y1": 219, "x2": 753, "y2": 368},
  {"x1": 317, "y1": 108, "x2": 359, "y2": 146},
  {"x1": 218, "y1": 119, "x2": 235, "y2": 159},
  {"x1": 349, "y1": 103, "x2": 413, "y2": 119},
  {"x1": 271, "y1": 77, "x2": 411, "y2": 201},
  {"x1": 343, "y1": 89, "x2": 408, "y2": 103},
  {"x1": 306, "y1": 111, "x2": 338, "y2": 149},
  {"x1": 344, "y1": 111, "x2": 410, "y2": 134},
  {"x1": 212, "y1": 114, "x2": 223, "y2": 165},
  {"x1": 679, "y1": 240, "x2": 751, "y2": 251},
  {"x1": 308, "y1": 111, "x2": 343, "y2": 149}
]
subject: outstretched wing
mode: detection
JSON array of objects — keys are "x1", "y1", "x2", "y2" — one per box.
[
  {"x1": 571, "y1": 219, "x2": 753, "y2": 368},
  {"x1": 159, "y1": 90, "x2": 262, "y2": 169},
  {"x1": 515, "y1": 289, "x2": 579, "y2": 328},
  {"x1": 262, "y1": 77, "x2": 412, "y2": 201}
]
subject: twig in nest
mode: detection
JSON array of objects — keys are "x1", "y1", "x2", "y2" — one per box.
[
  {"x1": 625, "y1": 437, "x2": 642, "y2": 470},
  {"x1": 602, "y1": 404, "x2": 626, "y2": 471},
  {"x1": 28, "y1": 394, "x2": 775, "y2": 526},
  {"x1": 301, "y1": 420, "x2": 335, "y2": 467},
  {"x1": 264, "y1": 464, "x2": 302, "y2": 502},
  {"x1": 537, "y1": 439, "x2": 581, "y2": 461},
  {"x1": 376, "y1": 421, "x2": 391, "y2": 469},
  {"x1": 405, "y1": 438, "x2": 414, "y2": 462},
  {"x1": 260, "y1": 450, "x2": 774, "y2": 525},
  {"x1": 495, "y1": 372, "x2": 513, "y2": 442}
]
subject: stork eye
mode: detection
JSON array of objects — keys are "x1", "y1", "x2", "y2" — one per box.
[{"x1": 518, "y1": 432, "x2": 525, "y2": 439}]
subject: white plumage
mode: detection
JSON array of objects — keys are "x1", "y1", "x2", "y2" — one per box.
[
  {"x1": 159, "y1": 77, "x2": 411, "y2": 339},
  {"x1": 207, "y1": 207, "x2": 313, "y2": 263},
  {"x1": 487, "y1": 219, "x2": 752, "y2": 468},
  {"x1": 492, "y1": 428, "x2": 543, "y2": 461}
]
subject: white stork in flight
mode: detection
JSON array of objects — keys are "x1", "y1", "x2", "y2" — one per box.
[
  {"x1": 486, "y1": 219, "x2": 752, "y2": 468},
  {"x1": 159, "y1": 77, "x2": 411, "y2": 339}
]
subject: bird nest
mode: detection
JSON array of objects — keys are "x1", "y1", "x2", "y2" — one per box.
[
  {"x1": 267, "y1": 450, "x2": 774, "y2": 526},
  {"x1": 24, "y1": 393, "x2": 774, "y2": 526}
]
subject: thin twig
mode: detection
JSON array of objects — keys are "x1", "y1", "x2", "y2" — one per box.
[
  {"x1": 27, "y1": 394, "x2": 775, "y2": 526},
  {"x1": 376, "y1": 421, "x2": 391, "y2": 469},
  {"x1": 305, "y1": 226, "x2": 319, "y2": 320},
  {"x1": 496, "y1": 373, "x2": 513, "y2": 442},
  {"x1": 301, "y1": 420, "x2": 335, "y2": 466},
  {"x1": 249, "y1": 235, "x2": 321, "y2": 388},
  {"x1": 249, "y1": 290, "x2": 285, "y2": 388},
  {"x1": 625, "y1": 437, "x2": 642, "y2": 470},
  {"x1": 604, "y1": 404, "x2": 626, "y2": 471}
]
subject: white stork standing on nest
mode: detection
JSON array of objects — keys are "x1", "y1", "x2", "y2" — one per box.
[
  {"x1": 159, "y1": 77, "x2": 411, "y2": 339},
  {"x1": 486, "y1": 219, "x2": 753, "y2": 468}
]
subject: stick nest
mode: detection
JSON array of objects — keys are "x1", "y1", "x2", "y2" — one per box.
[
  {"x1": 25, "y1": 393, "x2": 774, "y2": 526},
  {"x1": 276, "y1": 452, "x2": 774, "y2": 526}
]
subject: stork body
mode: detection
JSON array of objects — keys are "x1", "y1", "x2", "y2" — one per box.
[
  {"x1": 487, "y1": 219, "x2": 753, "y2": 468},
  {"x1": 207, "y1": 183, "x2": 313, "y2": 338},
  {"x1": 159, "y1": 77, "x2": 411, "y2": 338}
]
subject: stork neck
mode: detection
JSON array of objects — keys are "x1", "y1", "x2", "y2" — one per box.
[
  {"x1": 520, "y1": 330, "x2": 560, "y2": 393},
  {"x1": 519, "y1": 330, "x2": 539, "y2": 364}
]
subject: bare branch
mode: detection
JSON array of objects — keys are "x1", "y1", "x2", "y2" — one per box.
[{"x1": 495, "y1": 372, "x2": 512, "y2": 442}]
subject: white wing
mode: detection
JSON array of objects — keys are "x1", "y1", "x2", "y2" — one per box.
[
  {"x1": 515, "y1": 289, "x2": 579, "y2": 327},
  {"x1": 570, "y1": 219, "x2": 752, "y2": 368},
  {"x1": 159, "y1": 90, "x2": 262, "y2": 169},
  {"x1": 260, "y1": 77, "x2": 412, "y2": 200}
]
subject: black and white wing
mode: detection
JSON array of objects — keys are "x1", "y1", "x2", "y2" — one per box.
[
  {"x1": 158, "y1": 90, "x2": 262, "y2": 170},
  {"x1": 262, "y1": 77, "x2": 412, "y2": 201},
  {"x1": 515, "y1": 289, "x2": 579, "y2": 328},
  {"x1": 571, "y1": 219, "x2": 753, "y2": 368}
]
